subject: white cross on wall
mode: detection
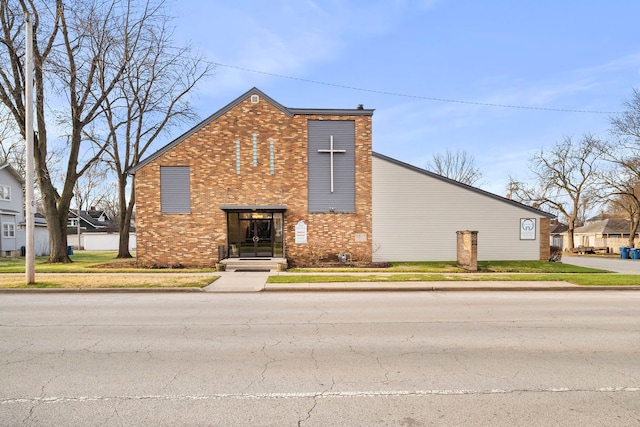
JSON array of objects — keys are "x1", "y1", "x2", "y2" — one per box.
[{"x1": 317, "y1": 135, "x2": 346, "y2": 193}]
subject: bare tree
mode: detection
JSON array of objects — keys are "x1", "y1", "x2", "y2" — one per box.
[
  {"x1": 601, "y1": 88, "x2": 640, "y2": 246},
  {"x1": 600, "y1": 166, "x2": 640, "y2": 247},
  {"x1": 0, "y1": 0, "x2": 146, "y2": 262},
  {"x1": 0, "y1": 105, "x2": 24, "y2": 172},
  {"x1": 610, "y1": 88, "x2": 640, "y2": 144},
  {"x1": 87, "y1": 4, "x2": 212, "y2": 258},
  {"x1": 74, "y1": 162, "x2": 109, "y2": 211},
  {"x1": 425, "y1": 148, "x2": 483, "y2": 186},
  {"x1": 509, "y1": 135, "x2": 603, "y2": 250}
]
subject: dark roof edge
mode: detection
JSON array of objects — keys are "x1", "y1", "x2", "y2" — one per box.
[
  {"x1": 288, "y1": 108, "x2": 374, "y2": 116},
  {"x1": 372, "y1": 151, "x2": 555, "y2": 219},
  {"x1": 219, "y1": 205, "x2": 287, "y2": 212}
]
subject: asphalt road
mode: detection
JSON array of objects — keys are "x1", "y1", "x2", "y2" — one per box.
[{"x1": 1, "y1": 292, "x2": 639, "y2": 426}]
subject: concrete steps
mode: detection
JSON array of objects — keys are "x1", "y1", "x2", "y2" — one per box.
[{"x1": 221, "y1": 258, "x2": 287, "y2": 272}]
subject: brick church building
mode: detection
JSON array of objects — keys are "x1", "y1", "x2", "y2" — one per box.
[{"x1": 130, "y1": 87, "x2": 552, "y2": 267}]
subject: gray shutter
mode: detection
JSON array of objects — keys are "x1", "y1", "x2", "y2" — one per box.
[
  {"x1": 161, "y1": 166, "x2": 191, "y2": 213},
  {"x1": 308, "y1": 120, "x2": 356, "y2": 213}
]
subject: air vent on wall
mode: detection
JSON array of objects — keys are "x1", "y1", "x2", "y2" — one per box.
[{"x1": 250, "y1": 95, "x2": 259, "y2": 103}]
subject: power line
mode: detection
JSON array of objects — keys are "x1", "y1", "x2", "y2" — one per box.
[{"x1": 212, "y1": 62, "x2": 619, "y2": 114}]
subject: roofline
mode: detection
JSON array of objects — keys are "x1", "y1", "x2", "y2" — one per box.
[
  {"x1": 372, "y1": 151, "x2": 556, "y2": 219},
  {"x1": 219, "y1": 205, "x2": 287, "y2": 212},
  {"x1": 288, "y1": 108, "x2": 374, "y2": 115},
  {"x1": 0, "y1": 163, "x2": 25, "y2": 185},
  {"x1": 128, "y1": 87, "x2": 374, "y2": 175}
]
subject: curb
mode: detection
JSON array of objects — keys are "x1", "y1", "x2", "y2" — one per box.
[
  {"x1": 2, "y1": 286, "x2": 640, "y2": 294},
  {"x1": 0, "y1": 287, "x2": 204, "y2": 293},
  {"x1": 262, "y1": 286, "x2": 640, "y2": 292}
]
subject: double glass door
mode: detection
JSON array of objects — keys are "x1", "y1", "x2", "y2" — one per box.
[
  {"x1": 240, "y1": 219, "x2": 273, "y2": 257},
  {"x1": 227, "y1": 212, "x2": 283, "y2": 258}
]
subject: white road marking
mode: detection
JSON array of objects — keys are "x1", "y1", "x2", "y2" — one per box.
[{"x1": 2, "y1": 386, "x2": 639, "y2": 404}]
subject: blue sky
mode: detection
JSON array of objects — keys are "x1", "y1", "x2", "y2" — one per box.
[{"x1": 165, "y1": 1, "x2": 640, "y2": 195}]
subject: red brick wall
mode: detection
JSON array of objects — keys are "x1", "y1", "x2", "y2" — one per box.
[{"x1": 135, "y1": 95, "x2": 372, "y2": 267}]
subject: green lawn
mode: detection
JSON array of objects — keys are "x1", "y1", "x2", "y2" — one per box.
[
  {"x1": 267, "y1": 273, "x2": 640, "y2": 286},
  {"x1": 0, "y1": 251, "x2": 214, "y2": 273},
  {"x1": 0, "y1": 252, "x2": 217, "y2": 288},
  {"x1": 293, "y1": 260, "x2": 606, "y2": 274},
  {"x1": 2, "y1": 253, "x2": 638, "y2": 288}
]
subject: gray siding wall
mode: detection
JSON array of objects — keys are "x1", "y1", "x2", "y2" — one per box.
[
  {"x1": 372, "y1": 156, "x2": 543, "y2": 261},
  {"x1": 160, "y1": 166, "x2": 191, "y2": 213},
  {"x1": 0, "y1": 167, "x2": 25, "y2": 252},
  {"x1": 0, "y1": 213, "x2": 18, "y2": 251},
  {"x1": 308, "y1": 120, "x2": 355, "y2": 212}
]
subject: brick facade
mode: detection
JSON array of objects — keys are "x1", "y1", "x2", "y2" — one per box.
[
  {"x1": 539, "y1": 217, "x2": 551, "y2": 261},
  {"x1": 134, "y1": 89, "x2": 373, "y2": 267}
]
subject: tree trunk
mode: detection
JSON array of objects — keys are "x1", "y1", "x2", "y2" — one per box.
[
  {"x1": 116, "y1": 175, "x2": 133, "y2": 259},
  {"x1": 628, "y1": 218, "x2": 639, "y2": 248},
  {"x1": 33, "y1": 127, "x2": 73, "y2": 263},
  {"x1": 117, "y1": 217, "x2": 132, "y2": 258},
  {"x1": 566, "y1": 226, "x2": 575, "y2": 250},
  {"x1": 40, "y1": 185, "x2": 72, "y2": 263}
]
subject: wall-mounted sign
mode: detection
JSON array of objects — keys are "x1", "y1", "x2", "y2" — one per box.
[
  {"x1": 354, "y1": 233, "x2": 367, "y2": 242},
  {"x1": 520, "y1": 218, "x2": 536, "y2": 240},
  {"x1": 295, "y1": 221, "x2": 307, "y2": 244}
]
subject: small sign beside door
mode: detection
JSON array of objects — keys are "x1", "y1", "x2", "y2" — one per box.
[{"x1": 295, "y1": 221, "x2": 307, "y2": 244}]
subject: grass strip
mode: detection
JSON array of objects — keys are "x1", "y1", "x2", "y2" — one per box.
[
  {"x1": 0, "y1": 275, "x2": 218, "y2": 289},
  {"x1": 291, "y1": 261, "x2": 606, "y2": 274},
  {"x1": 267, "y1": 273, "x2": 640, "y2": 286}
]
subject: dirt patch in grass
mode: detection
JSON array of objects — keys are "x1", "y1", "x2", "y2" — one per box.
[{"x1": 91, "y1": 261, "x2": 139, "y2": 269}]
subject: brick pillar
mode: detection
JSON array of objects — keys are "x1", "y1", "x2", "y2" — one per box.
[
  {"x1": 457, "y1": 230, "x2": 478, "y2": 271},
  {"x1": 539, "y1": 217, "x2": 551, "y2": 261}
]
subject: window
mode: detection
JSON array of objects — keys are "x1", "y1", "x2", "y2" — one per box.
[
  {"x1": 68, "y1": 218, "x2": 79, "y2": 227},
  {"x1": 3, "y1": 222, "x2": 15, "y2": 238},
  {"x1": 0, "y1": 185, "x2": 10, "y2": 201},
  {"x1": 160, "y1": 166, "x2": 191, "y2": 213}
]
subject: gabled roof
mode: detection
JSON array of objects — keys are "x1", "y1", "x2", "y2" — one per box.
[
  {"x1": 550, "y1": 222, "x2": 569, "y2": 234},
  {"x1": 0, "y1": 163, "x2": 24, "y2": 185},
  {"x1": 69, "y1": 209, "x2": 118, "y2": 232},
  {"x1": 574, "y1": 218, "x2": 633, "y2": 235},
  {"x1": 372, "y1": 152, "x2": 555, "y2": 218},
  {"x1": 128, "y1": 87, "x2": 374, "y2": 175}
]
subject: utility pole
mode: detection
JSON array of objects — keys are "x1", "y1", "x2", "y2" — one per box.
[{"x1": 25, "y1": 12, "x2": 35, "y2": 284}]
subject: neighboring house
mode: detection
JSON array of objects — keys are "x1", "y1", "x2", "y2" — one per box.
[
  {"x1": 549, "y1": 219, "x2": 568, "y2": 249},
  {"x1": 0, "y1": 163, "x2": 25, "y2": 256},
  {"x1": 67, "y1": 208, "x2": 136, "y2": 251},
  {"x1": 569, "y1": 217, "x2": 637, "y2": 253},
  {"x1": 0, "y1": 163, "x2": 49, "y2": 256},
  {"x1": 129, "y1": 87, "x2": 553, "y2": 267},
  {"x1": 31, "y1": 213, "x2": 50, "y2": 256}
]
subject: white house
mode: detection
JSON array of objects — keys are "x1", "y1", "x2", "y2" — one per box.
[{"x1": 0, "y1": 163, "x2": 49, "y2": 256}]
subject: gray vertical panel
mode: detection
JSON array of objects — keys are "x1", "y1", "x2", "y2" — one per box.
[
  {"x1": 161, "y1": 166, "x2": 191, "y2": 213},
  {"x1": 308, "y1": 120, "x2": 355, "y2": 212}
]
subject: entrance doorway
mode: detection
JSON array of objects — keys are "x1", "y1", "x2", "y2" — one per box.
[
  {"x1": 239, "y1": 219, "x2": 273, "y2": 257},
  {"x1": 226, "y1": 211, "x2": 284, "y2": 258}
]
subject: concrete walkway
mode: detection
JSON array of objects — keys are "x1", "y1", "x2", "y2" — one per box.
[{"x1": 203, "y1": 271, "x2": 271, "y2": 292}]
